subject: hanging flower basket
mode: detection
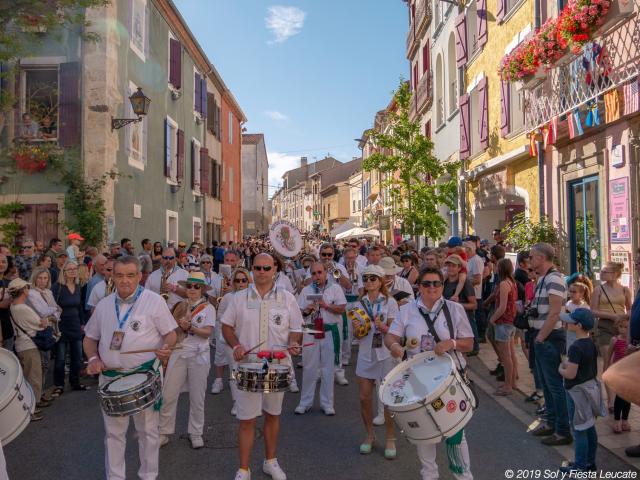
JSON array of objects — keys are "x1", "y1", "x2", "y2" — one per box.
[{"x1": 10, "y1": 143, "x2": 60, "y2": 174}]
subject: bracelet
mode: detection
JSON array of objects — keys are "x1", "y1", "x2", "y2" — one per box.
[
  {"x1": 451, "y1": 339, "x2": 457, "y2": 350},
  {"x1": 232, "y1": 344, "x2": 243, "y2": 351},
  {"x1": 88, "y1": 355, "x2": 99, "y2": 363}
]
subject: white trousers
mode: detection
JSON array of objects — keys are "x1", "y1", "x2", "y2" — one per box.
[
  {"x1": 0, "y1": 440, "x2": 7, "y2": 480},
  {"x1": 415, "y1": 433, "x2": 473, "y2": 480},
  {"x1": 159, "y1": 355, "x2": 210, "y2": 436},
  {"x1": 102, "y1": 404, "x2": 159, "y2": 480},
  {"x1": 340, "y1": 311, "x2": 353, "y2": 364},
  {"x1": 299, "y1": 334, "x2": 336, "y2": 410}
]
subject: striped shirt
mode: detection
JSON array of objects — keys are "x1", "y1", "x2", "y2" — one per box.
[{"x1": 531, "y1": 270, "x2": 566, "y2": 330}]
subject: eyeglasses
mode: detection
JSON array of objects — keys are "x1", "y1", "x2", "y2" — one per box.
[
  {"x1": 201, "y1": 261, "x2": 212, "y2": 264},
  {"x1": 420, "y1": 280, "x2": 443, "y2": 288},
  {"x1": 253, "y1": 265, "x2": 273, "y2": 272},
  {"x1": 65, "y1": 268, "x2": 78, "y2": 273},
  {"x1": 321, "y1": 252, "x2": 333, "y2": 258},
  {"x1": 362, "y1": 275, "x2": 380, "y2": 282},
  {"x1": 162, "y1": 256, "x2": 175, "y2": 260},
  {"x1": 185, "y1": 283, "x2": 202, "y2": 290},
  {"x1": 234, "y1": 278, "x2": 248, "y2": 284},
  {"x1": 311, "y1": 270, "x2": 324, "y2": 275},
  {"x1": 104, "y1": 268, "x2": 113, "y2": 272}
]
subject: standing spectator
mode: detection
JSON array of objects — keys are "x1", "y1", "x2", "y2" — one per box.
[
  {"x1": 565, "y1": 282, "x2": 591, "y2": 352},
  {"x1": 529, "y1": 242, "x2": 571, "y2": 446},
  {"x1": 34, "y1": 240, "x2": 45, "y2": 256},
  {"x1": 625, "y1": 250, "x2": 640, "y2": 457},
  {"x1": 0, "y1": 254, "x2": 14, "y2": 351},
  {"x1": 15, "y1": 238, "x2": 38, "y2": 281},
  {"x1": 214, "y1": 241, "x2": 226, "y2": 273},
  {"x1": 50, "y1": 251, "x2": 68, "y2": 285},
  {"x1": 120, "y1": 238, "x2": 135, "y2": 256},
  {"x1": 399, "y1": 253, "x2": 419, "y2": 288},
  {"x1": 608, "y1": 320, "x2": 631, "y2": 434},
  {"x1": 51, "y1": 260, "x2": 89, "y2": 395},
  {"x1": 85, "y1": 254, "x2": 108, "y2": 309},
  {"x1": 483, "y1": 245, "x2": 506, "y2": 377},
  {"x1": 464, "y1": 241, "x2": 484, "y2": 355},
  {"x1": 152, "y1": 241, "x2": 163, "y2": 271},
  {"x1": 9, "y1": 278, "x2": 45, "y2": 421},
  {"x1": 488, "y1": 259, "x2": 518, "y2": 395},
  {"x1": 66, "y1": 232, "x2": 84, "y2": 261},
  {"x1": 443, "y1": 254, "x2": 478, "y2": 354},
  {"x1": 140, "y1": 238, "x2": 153, "y2": 257},
  {"x1": 493, "y1": 229, "x2": 505, "y2": 246},
  {"x1": 109, "y1": 243, "x2": 122, "y2": 258},
  {"x1": 45, "y1": 238, "x2": 64, "y2": 264},
  {"x1": 514, "y1": 251, "x2": 531, "y2": 286}
]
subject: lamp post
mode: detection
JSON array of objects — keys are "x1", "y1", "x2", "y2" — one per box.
[{"x1": 111, "y1": 87, "x2": 151, "y2": 131}]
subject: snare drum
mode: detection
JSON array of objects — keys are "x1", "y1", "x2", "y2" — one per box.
[
  {"x1": 380, "y1": 352, "x2": 474, "y2": 444},
  {"x1": 0, "y1": 348, "x2": 35, "y2": 445},
  {"x1": 99, "y1": 371, "x2": 162, "y2": 417},
  {"x1": 234, "y1": 363, "x2": 291, "y2": 393}
]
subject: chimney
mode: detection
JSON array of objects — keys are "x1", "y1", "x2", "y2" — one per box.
[{"x1": 300, "y1": 156, "x2": 308, "y2": 167}]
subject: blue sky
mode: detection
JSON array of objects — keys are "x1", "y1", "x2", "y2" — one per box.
[{"x1": 173, "y1": 0, "x2": 408, "y2": 195}]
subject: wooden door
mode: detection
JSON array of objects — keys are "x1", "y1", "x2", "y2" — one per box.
[{"x1": 17, "y1": 203, "x2": 59, "y2": 245}]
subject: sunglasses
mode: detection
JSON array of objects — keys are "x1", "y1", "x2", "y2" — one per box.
[
  {"x1": 162, "y1": 256, "x2": 175, "y2": 260},
  {"x1": 311, "y1": 270, "x2": 324, "y2": 275},
  {"x1": 234, "y1": 278, "x2": 248, "y2": 284},
  {"x1": 201, "y1": 261, "x2": 212, "y2": 264},
  {"x1": 420, "y1": 280, "x2": 443, "y2": 288},
  {"x1": 185, "y1": 283, "x2": 202, "y2": 290},
  {"x1": 253, "y1": 265, "x2": 273, "y2": 272},
  {"x1": 321, "y1": 252, "x2": 333, "y2": 257},
  {"x1": 362, "y1": 275, "x2": 380, "y2": 282},
  {"x1": 105, "y1": 268, "x2": 113, "y2": 272}
]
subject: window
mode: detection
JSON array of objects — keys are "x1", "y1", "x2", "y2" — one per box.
[
  {"x1": 168, "y1": 34, "x2": 181, "y2": 90},
  {"x1": 228, "y1": 111, "x2": 233, "y2": 144},
  {"x1": 20, "y1": 67, "x2": 58, "y2": 142},
  {"x1": 509, "y1": 83, "x2": 525, "y2": 133},
  {"x1": 447, "y1": 34, "x2": 458, "y2": 115},
  {"x1": 358, "y1": 199, "x2": 362, "y2": 211},
  {"x1": 435, "y1": 55, "x2": 444, "y2": 127},
  {"x1": 466, "y1": 1, "x2": 478, "y2": 55},
  {"x1": 193, "y1": 217, "x2": 202, "y2": 243},
  {"x1": 165, "y1": 116, "x2": 179, "y2": 182},
  {"x1": 191, "y1": 139, "x2": 201, "y2": 193},
  {"x1": 166, "y1": 210, "x2": 178, "y2": 245},
  {"x1": 129, "y1": 0, "x2": 147, "y2": 61},
  {"x1": 126, "y1": 81, "x2": 147, "y2": 169}
]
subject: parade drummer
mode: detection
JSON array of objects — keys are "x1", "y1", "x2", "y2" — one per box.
[
  {"x1": 295, "y1": 262, "x2": 346, "y2": 416},
  {"x1": 352, "y1": 264, "x2": 399, "y2": 459},
  {"x1": 221, "y1": 253, "x2": 303, "y2": 480},
  {"x1": 145, "y1": 247, "x2": 188, "y2": 311},
  {"x1": 384, "y1": 267, "x2": 475, "y2": 480},
  {"x1": 159, "y1": 272, "x2": 215, "y2": 449},
  {"x1": 83, "y1": 256, "x2": 177, "y2": 480}
]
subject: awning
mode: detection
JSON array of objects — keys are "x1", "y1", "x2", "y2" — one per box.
[
  {"x1": 335, "y1": 227, "x2": 366, "y2": 240},
  {"x1": 362, "y1": 227, "x2": 381, "y2": 237},
  {"x1": 330, "y1": 219, "x2": 357, "y2": 237}
]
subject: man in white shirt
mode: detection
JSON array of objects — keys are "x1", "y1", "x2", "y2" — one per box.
[
  {"x1": 296, "y1": 262, "x2": 346, "y2": 415},
  {"x1": 379, "y1": 257, "x2": 414, "y2": 306},
  {"x1": 84, "y1": 256, "x2": 177, "y2": 480},
  {"x1": 337, "y1": 247, "x2": 364, "y2": 378},
  {"x1": 87, "y1": 258, "x2": 115, "y2": 312},
  {"x1": 145, "y1": 248, "x2": 188, "y2": 311},
  {"x1": 221, "y1": 253, "x2": 303, "y2": 480},
  {"x1": 464, "y1": 241, "x2": 484, "y2": 355}
]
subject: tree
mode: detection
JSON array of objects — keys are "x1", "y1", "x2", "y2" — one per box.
[{"x1": 362, "y1": 80, "x2": 459, "y2": 241}]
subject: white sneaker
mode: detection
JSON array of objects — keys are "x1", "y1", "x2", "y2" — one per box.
[
  {"x1": 189, "y1": 434, "x2": 204, "y2": 449},
  {"x1": 231, "y1": 403, "x2": 237, "y2": 416},
  {"x1": 234, "y1": 468, "x2": 251, "y2": 480},
  {"x1": 334, "y1": 370, "x2": 349, "y2": 386},
  {"x1": 263, "y1": 458, "x2": 286, "y2": 480},
  {"x1": 294, "y1": 405, "x2": 310, "y2": 415},
  {"x1": 210, "y1": 378, "x2": 224, "y2": 394},
  {"x1": 342, "y1": 360, "x2": 350, "y2": 366},
  {"x1": 159, "y1": 434, "x2": 169, "y2": 447},
  {"x1": 289, "y1": 378, "x2": 299, "y2": 393},
  {"x1": 323, "y1": 407, "x2": 336, "y2": 416},
  {"x1": 372, "y1": 414, "x2": 385, "y2": 426}
]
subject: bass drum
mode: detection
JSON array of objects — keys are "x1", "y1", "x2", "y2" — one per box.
[{"x1": 0, "y1": 348, "x2": 35, "y2": 445}]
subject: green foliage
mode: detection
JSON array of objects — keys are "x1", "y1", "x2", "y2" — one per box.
[
  {"x1": 362, "y1": 80, "x2": 459, "y2": 240},
  {"x1": 575, "y1": 213, "x2": 599, "y2": 275},
  {"x1": 503, "y1": 213, "x2": 562, "y2": 251},
  {"x1": 0, "y1": 201, "x2": 25, "y2": 250}
]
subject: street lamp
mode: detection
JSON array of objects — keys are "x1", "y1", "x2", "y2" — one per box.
[{"x1": 111, "y1": 87, "x2": 151, "y2": 131}]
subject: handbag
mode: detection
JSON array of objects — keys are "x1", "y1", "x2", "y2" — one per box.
[{"x1": 12, "y1": 316, "x2": 57, "y2": 351}]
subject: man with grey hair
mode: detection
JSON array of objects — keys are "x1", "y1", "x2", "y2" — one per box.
[
  {"x1": 145, "y1": 247, "x2": 188, "y2": 310},
  {"x1": 528, "y1": 242, "x2": 571, "y2": 445},
  {"x1": 86, "y1": 254, "x2": 109, "y2": 308}
]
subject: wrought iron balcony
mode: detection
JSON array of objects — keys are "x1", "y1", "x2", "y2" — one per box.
[
  {"x1": 417, "y1": 70, "x2": 433, "y2": 113},
  {"x1": 523, "y1": 14, "x2": 639, "y2": 131}
]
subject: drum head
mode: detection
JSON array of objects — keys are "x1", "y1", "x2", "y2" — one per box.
[
  {"x1": 269, "y1": 221, "x2": 303, "y2": 258},
  {"x1": 0, "y1": 348, "x2": 21, "y2": 409},
  {"x1": 380, "y1": 353, "x2": 453, "y2": 407},
  {"x1": 238, "y1": 363, "x2": 264, "y2": 372},
  {"x1": 106, "y1": 373, "x2": 149, "y2": 392}
]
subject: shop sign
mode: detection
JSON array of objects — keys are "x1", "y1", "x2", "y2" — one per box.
[
  {"x1": 379, "y1": 215, "x2": 391, "y2": 230},
  {"x1": 609, "y1": 177, "x2": 630, "y2": 244}
]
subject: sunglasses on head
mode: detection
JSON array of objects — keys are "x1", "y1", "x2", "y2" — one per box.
[
  {"x1": 420, "y1": 280, "x2": 443, "y2": 288},
  {"x1": 362, "y1": 275, "x2": 380, "y2": 282},
  {"x1": 253, "y1": 265, "x2": 273, "y2": 272},
  {"x1": 234, "y1": 278, "x2": 248, "y2": 284},
  {"x1": 162, "y1": 256, "x2": 175, "y2": 260},
  {"x1": 185, "y1": 283, "x2": 202, "y2": 290}
]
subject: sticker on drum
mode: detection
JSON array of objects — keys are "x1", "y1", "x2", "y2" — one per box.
[
  {"x1": 460, "y1": 400, "x2": 467, "y2": 412},
  {"x1": 392, "y1": 379, "x2": 405, "y2": 389},
  {"x1": 446, "y1": 400, "x2": 457, "y2": 413},
  {"x1": 449, "y1": 385, "x2": 457, "y2": 396},
  {"x1": 431, "y1": 398, "x2": 445, "y2": 411}
]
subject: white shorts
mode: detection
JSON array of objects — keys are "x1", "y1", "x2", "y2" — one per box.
[{"x1": 235, "y1": 390, "x2": 285, "y2": 420}]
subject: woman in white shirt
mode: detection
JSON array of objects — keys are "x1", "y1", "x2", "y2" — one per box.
[
  {"x1": 274, "y1": 256, "x2": 295, "y2": 294},
  {"x1": 352, "y1": 265, "x2": 399, "y2": 459},
  {"x1": 159, "y1": 272, "x2": 215, "y2": 449}
]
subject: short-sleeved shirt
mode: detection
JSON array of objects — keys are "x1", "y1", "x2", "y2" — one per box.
[
  {"x1": 390, "y1": 297, "x2": 474, "y2": 369},
  {"x1": 181, "y1": 301, "x2": 216, "y2": 350},
  {"x1": 145, "y1": 266, "x2": 189, "y2": 310},
  {"x1": 467, "y1": 255, "x2": 484, "y2": 299},
  {"x1": 84, "y1": 288, "x2": 177, "y2": 370},
  {"x1": 565, "y1": 337, "x2": 598, "y2": 390},
  {"x1": 443, "y1": 278, "x2": 476, "y2": 322},
  {"x1": 531, "y1": 270, "x2": 567, "y2": 330},
  {"x1": 357, "y1": 294, "x2": 399, "y2": 363},
  {"x1": 88, "y1": 280, "x2": 107, "y2": 308},
  {"x1": 298, "y1": 283, "x2": 347, "y2": 325}
]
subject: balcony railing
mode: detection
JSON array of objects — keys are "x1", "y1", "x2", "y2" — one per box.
[
  {"x1": 406, "y1": 24, "x2": 417, "y2": 58},
  {"x1": 523, "y1": 14, "x2": 639, "y2": 131},
  {"x1": 417, "y1": 70, "x2": 433, "y2": 113}
]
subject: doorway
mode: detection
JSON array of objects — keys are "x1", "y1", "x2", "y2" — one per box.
[{"x1": 568, "y1": 176, "x2": 601, "y2": 276}]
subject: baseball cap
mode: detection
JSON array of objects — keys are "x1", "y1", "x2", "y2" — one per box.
[
  {"x1": 447, "y1": 236, "x2": 463, "y2": 248},
  {"x1": 444, "y1": 254, "x2": 465, "y2": 267},
  {"x1": 8, "y1": 278, "x2": 29, "y2": 293},
  {"x1": 67, "y1": 232, "x2": 84, "y2": 241},
  {"x1": 56, "y1": 251, "x2": 68, "y2": 258},
  {"x1": 178, "y1": 241, "x2": 187, "y2": 248},
  {"x1": 559, "y1": 308, "x2": 595, "y2": 331}
]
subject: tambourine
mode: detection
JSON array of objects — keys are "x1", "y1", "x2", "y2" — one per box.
[{"x1": 347, "y1": 307, "x2": 372, "y2": 339}]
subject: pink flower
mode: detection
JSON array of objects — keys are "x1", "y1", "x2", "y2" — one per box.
[{"x1": 580, "y1": 22, "x2": 588, "y2": 29}]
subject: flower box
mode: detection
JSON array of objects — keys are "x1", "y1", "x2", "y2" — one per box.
[{"x1": 597, "y1": 0, "x2": 635, "y2": 33}]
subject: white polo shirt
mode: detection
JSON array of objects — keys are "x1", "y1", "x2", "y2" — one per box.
[
  {"x1": 87, "y1": 280, "x2": 107, "y2": 308},
  {"x1": 467, "y1": 254, "x2": 484, "y2": 299},
  {"x1": 390, "y1": 297, "x2": 474, "y2": 369},
  {"x1": 298, "y1": 283, "x2": 347, "y2": 326},
  {"x1": 84, "y1": 288, "x2": 177, "y2": 370},
  {"x1": 145, "y1": 266, "x2": 189, "y2": 310}
]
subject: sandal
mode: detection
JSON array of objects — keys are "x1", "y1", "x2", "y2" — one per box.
[
  {"x1": 613, "y1": 423, "x2": 622, "y2": 434},
  {"x1": 51, "y1": 387, "x2": 64, "y2": 397},
  {"x1": 622, "y1": 421, "x2": 631, "y2": 432},
  {"x1": 494, "y1": 388, "x2": 513, "y2": 396},
  {"x1": 384, "y1": 437, "x2": 397, "y2": 460},
  {"x1": 359, "y1": 434, "x2": 375, "y2": 455}
]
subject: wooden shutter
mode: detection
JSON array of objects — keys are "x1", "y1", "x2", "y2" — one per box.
[
  {"x1": 422, "y1": 40, "x2": 430, "y2": 74},
  {"x1": 206, "y1": 93, "x2": 215, "y2": 133},
  {"x1": 478, "y1": 77, "x2": 489, "y2": 150},
  {"x1": 169, "y1": 39, "x2": 181, "y2": 89},
  {"x1": 164, "y1": 119, "x2": 171, "y2": 177},
  {"x1": 425, "y1": 120, "x2": 431, "y2": 139},
  {"x1": 216, "y1": 105, "x2": 221, "y2": 138},
  {"x1": 477, "y1": 0, "x2": 487, "y2": 49},
  {"x1": 200, "y1": 149, "x2": 210, "y2": 194},
  {"x1": 459, "y1": 93, "x2": 470, "y2": 160},
  {"x1": 500, "y1": 80, "x2": 510, "y2": 137},
  {"x1": 58, "y1": 62, "x2": 80, "y2": 147},
  {"x1": 194, "y1": 72, "x2": 201, "y2": 113},
  {"x1": 177, "y1": 128, "x2": 185, "y2": 181},
  {"x1": 190, "y1": 140, "x2": 196, "y2": 189},
  {"x1": 496, "y1": 0, "x2": 507, "y2": 22},
  {"x1": 211, "y1": 159, "x2": 218, "y2": 198},
  {"x1": 413, "y1": 63, "x2": 418, "y2": 91},
  {"x1": 454, "y1": 14, "x2": 468, "y2": 68},
  {"x1": 200, "y1": 77, "x2": 207, "y2": 118}
]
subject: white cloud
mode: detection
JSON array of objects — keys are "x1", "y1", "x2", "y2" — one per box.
[
  {"x1": 267, "y1": 151, "x2": 301, "y2": 196},
  {"x1": 265, "y1": 6, "x2": 306, "y2": 44},
  {"x1": 264, "y1": 110, "x2": 289, "y2": 121}
]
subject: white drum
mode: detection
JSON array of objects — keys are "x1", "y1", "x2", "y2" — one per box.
[
  {"x1": 380, "y1": 352, "x2": 474, "y2": 444},
  {"x1": 0, "y1": 348, "x2": 35, "y2": 445}
]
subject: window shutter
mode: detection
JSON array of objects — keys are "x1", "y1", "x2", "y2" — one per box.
[
  {"x1": 177, "y1": 128, "x2": 185, "y2": 181},
  {"x1": 478, "y1": 77, "x2": 489, "y2": 150},
  {"x1": 212, "y1": 159, "x2": 218, "y2": 198},
  {"x1": 58, "y1": 62, "x2": 80, "y2": 147},
  {"x1": 217, "y1": 164, "x2": 222, "y2": 198},
  {"x1": 190, "y1": 140, "x2": 196, "y2": 189},
  {"x1": 454, "y1": 13, "x2": 468, "y2": 68},
  {"x1": 169, "y1": 39, "x2": 181, "y2": 89},
  {"x1": 425, "y1": 120, "x2": 431, "y2": 139},
  {"x1": 413, "y1": 63, "x2": 418, "y2": 91},
  {"x1": 477, "y1": 0, "x2": 487, "y2": 49},
  {"x1": 422, "y1": 40, "x2": 430, "y2": 74},
  {"x1": 200, "y1": 149, "x2": 210, "y2": 194},
  {"x1": 164, "y1": 119, "x2": 171, "y2": 177},
  {"x1": 459, "y1": 93, "x2": 471, "y2": 160},
  {"x1": 194, "y1": 72, "x2": 201, "y2": 113},
  {"x1": 200, "y1": 77, "x2": 207, "y2": 118},
  {"x1": 206, "y1": 93, "x2": 215, "y2": 133},
  {"x1": 500, "y1": 80, "x2": 510, "y2": 137},
  {"x1": 216, "y1": 105, "x2": 221, "y2": 138},
  {"x1": 496, "y1": 0, "x2": 507, "y2": 22}
]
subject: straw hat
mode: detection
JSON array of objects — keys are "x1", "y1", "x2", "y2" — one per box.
[{"x1": 177, "y1": 271, "x2": 214, "y2": 291}]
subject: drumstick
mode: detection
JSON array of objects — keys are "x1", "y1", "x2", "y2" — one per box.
[
  {"x1": 120, "y1": 345, "x2": 183, "y2": 355},
  {"x1": 273, "y1": 343, "x2": 315, "y2": 349},
  {"x1": 243, "y1": 341, "x2": 266, "y2": 355}
]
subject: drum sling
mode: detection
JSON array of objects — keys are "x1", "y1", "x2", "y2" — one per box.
[{"x1": 103, "y1": 359, "x2": 163, "y2": 411}]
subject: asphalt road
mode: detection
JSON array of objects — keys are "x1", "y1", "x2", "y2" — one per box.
[{"x1": 4, "y1": 354, "x2": 637, "y2": 479}]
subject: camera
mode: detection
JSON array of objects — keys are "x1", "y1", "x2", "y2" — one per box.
[{"x1": 524, "y1": 306, "x2": 539, "y2": 320}]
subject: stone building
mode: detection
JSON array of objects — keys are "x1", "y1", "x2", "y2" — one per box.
[{"x1": 241, "y1": 133, "x2": 269, "y2": 236}]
